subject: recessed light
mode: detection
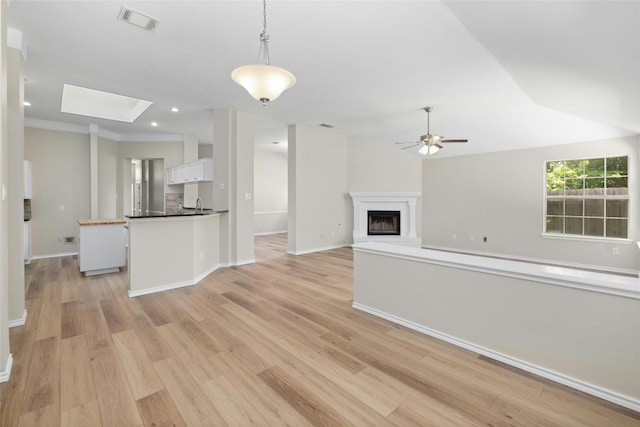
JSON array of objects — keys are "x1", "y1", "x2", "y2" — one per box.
[
  {"x1": 23, "y1": 101, "x2": 31, "y2": 107},
  {"x1": 170, "y1": 107, "x2": 179, "y2": 112},
  {"x1": 150, "y1": 121, "x2": 158, "y2": 127}
]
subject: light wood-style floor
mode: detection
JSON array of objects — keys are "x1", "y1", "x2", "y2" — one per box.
[{"x1": 1, "y1": 233, "x2": 639, "y2": 426}]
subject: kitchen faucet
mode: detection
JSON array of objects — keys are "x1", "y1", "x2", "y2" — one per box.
[{"x1": 195, "y1": 197, "x2": 201, "y2": 213}]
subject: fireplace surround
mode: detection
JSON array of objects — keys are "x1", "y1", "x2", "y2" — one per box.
[{"x1": 349, "y1": 192, "x2": 421, "y2": 247}]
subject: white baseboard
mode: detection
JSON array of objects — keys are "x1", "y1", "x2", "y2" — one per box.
[
  {"x1": 0, "y1": 354, "x2": 13, "y2": 383},
  {"x1": 30, "y1": 251, "x2": 77, "y2": 260},
  {"x1": 8, "y1": 309, "x2": 28, "y2": 328},
  {"x1": 352, "y1": 302, "x2": 640, "y2": 413},
  {"x1": 193, "y1": 264, "x2": 221, "y2": 283},
  {"x1": 128, "y1": 264, "x2": 221, "y2": 298},
  {"x1": 255, "y1": 230, "x2": 287, "y2": 236},
  {"x1": 287, "y1": 244, "x2": 348, "y2": 256},
  {"x1": 128, "y1": 281, "x2": 194, "y2": 298},
  {"x1": 232, "y1": 258, "x2": 256, "y2": 266}
]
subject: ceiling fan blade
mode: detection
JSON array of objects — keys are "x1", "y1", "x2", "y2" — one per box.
[
  {"x1": 401, "y1": 144, "x2": 419, "y2": 150},
  {"x1": 441, "y1": 139, "x2": 468, "y2": 143},
  {"x1": 395, "y1": 141, "x2": 418, "y2": 144}
]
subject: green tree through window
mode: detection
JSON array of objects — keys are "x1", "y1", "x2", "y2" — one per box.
[{"x1": 545, "y1": 156, "x2": 628, "y2": 238}]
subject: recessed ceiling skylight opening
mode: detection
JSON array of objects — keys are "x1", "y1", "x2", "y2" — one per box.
[
  {"x1": 61, "y1": 84, "x2": 153, "y2": 123},
  {"x1": 117, "y1": 6, "x2": 158, "y2": 31}
]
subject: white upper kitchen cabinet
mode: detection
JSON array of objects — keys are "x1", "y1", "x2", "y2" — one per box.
[{"x1": 167, "y1": 158, "x2": 213, "y2": 185}]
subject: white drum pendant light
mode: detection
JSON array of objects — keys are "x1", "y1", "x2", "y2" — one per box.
[{"x1": 231, "y1": 0, "x2": 296, "y2": 105}]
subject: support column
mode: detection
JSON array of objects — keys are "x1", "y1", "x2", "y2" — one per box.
[
  {"x1": 183, "y1": 133, "x2": 198, "y2": 208},
  {"x1": 7, "y1": 44, "x2": 26, "y2": 327},
  {"x1": 89, "y1": 124, "x2": 98, "y2": 219},
  {"x1": 212, "y1": 109, "x2": 255, "y2": 266},
  {"x1": 0, "y1": 0, "x2": 12, "y2": 382}
]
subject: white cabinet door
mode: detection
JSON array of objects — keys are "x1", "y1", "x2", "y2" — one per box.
[
  {"x1": 191, "y1": 161, "x2": 206, "y2": 181},
  {"x1": 24, "y1": 160, "x2": 32, "y2": 198},
  {"x1": 24, "y1": 221, "x2": 31, "y2": 262},
  {"x1": 179, "y1": 165, "x2": 190, "y2": 183}
]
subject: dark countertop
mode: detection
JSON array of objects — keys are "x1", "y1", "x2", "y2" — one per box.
[{"x1": 125, "y1": 208, "x2": 228, "y2": 219}]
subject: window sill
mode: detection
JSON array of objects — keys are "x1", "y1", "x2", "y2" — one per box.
[{"x1": 541, "y1": 233, "x2": 634, "y2": 244}]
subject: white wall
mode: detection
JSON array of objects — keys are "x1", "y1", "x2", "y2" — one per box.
[
  {"x1": 353, "y1": 245, "x2": 640, "y2": 410},
  {"x1": 0, "y1": 0, "x2": 11, "y2": 380},
  {"x1": 347, "y1": 134, "x2": 423, "y2": 238},
  {"x1": 254, "y1": 150, "x2": 287, "y2": 235},
  {"x1": 422, "y1": 136, "x2": 640, "y2": 271},
  {"x1": 288, "y1": 125, "x2": 349, "y2": 254},
  {"x1": 348, "y1": 135, "x2": 423, "y2": 193},
  {"x1": 24, "y1": 127, "x2": 91, "y2": 257}
]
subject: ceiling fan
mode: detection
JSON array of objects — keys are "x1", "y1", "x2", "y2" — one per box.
[{"x1": 396, "y1": 107, "x2": 468, "y2": 156}]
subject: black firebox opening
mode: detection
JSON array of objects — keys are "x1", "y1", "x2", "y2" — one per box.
[{"x1": 367, "y1": 210, "x2": 401, "y2": 235}]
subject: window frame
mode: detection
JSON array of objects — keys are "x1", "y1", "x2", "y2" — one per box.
[{"x1": 542, "y1": 155, "x2": 631, "y2": 242}]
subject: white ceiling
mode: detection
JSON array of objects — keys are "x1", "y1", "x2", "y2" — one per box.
[{"x1": 7, "y1": 0, "x2": 639, "y2": 157}]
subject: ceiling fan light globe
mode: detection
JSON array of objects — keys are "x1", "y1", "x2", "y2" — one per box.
[
  {"x1": 428, "y1": 144, "x2": 440, "y2": 155},
  {"x1": 418, "y1": 145, "x2": 430, "y2": 155},
  {"x1": 231, "y1": 64, "x2": 296, "y2": 104}
]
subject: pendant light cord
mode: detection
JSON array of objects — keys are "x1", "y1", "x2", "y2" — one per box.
[
  {"x1": 262, "y1": 0, "x2": 267, "y2": 34},
  {"x1": 257, "y1": 0, "x2": 271, "y2": 65}
]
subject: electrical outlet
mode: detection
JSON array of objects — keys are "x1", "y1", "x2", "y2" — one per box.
[
  {"x1": 612, "y1": 247, "x2": 619, "y2": 255},
  {"x1": 452, "y1": 233, "x2": 457, "y2": 240},
  {"x1": 200, "y1": 251, "x2": 204, "y2": 260}
]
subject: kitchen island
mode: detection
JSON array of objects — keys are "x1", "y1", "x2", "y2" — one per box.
[
  {"x1": 126, "y1": 209, "x2": 226, "y2": 297},
  {"x1": 78, "y1": 218, "x2": 127, "y2": 276}
]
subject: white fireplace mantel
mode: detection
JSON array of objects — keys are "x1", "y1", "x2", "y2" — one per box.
[{"x1": 349, "y1": 192, "x2": 421, "y2": 247}]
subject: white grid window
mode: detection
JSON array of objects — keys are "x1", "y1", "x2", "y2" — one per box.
[{"x1": 545, "y1": 156, "x2": 629, "y2": 239}]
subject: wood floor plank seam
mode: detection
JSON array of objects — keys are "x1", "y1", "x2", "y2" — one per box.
[{"x1": 3, "y1": 234, "x2": 638, "y2": 426}]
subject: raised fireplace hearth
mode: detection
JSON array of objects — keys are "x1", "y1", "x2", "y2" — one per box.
[{"x1": 349, "y1": 192, "x2": 421, "y2": 247}]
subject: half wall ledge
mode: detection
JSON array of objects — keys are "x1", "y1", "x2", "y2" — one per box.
[{"x1": 352, "y1": 242, "x2": 640, "y2": 412}]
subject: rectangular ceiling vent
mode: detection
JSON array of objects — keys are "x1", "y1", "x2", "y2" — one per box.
[
  {"x1": 117, "y1": 6, "x2": 158, "y2": 31},
  {"x1": 318, "y1": 123, "x2": 334, "y2": 128}
]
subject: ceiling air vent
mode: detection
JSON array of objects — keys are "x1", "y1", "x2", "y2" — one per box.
[
  {"x1": 117, "y1": 6, "x2": 158, "y2": 31},
  {"x1": 318, "y1": 123, "x2": 334, "y2": 128}
]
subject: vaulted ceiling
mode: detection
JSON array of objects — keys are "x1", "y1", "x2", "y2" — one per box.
[{"x1": 7, "y1": 1, "x2": 639, "y2": 156}]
